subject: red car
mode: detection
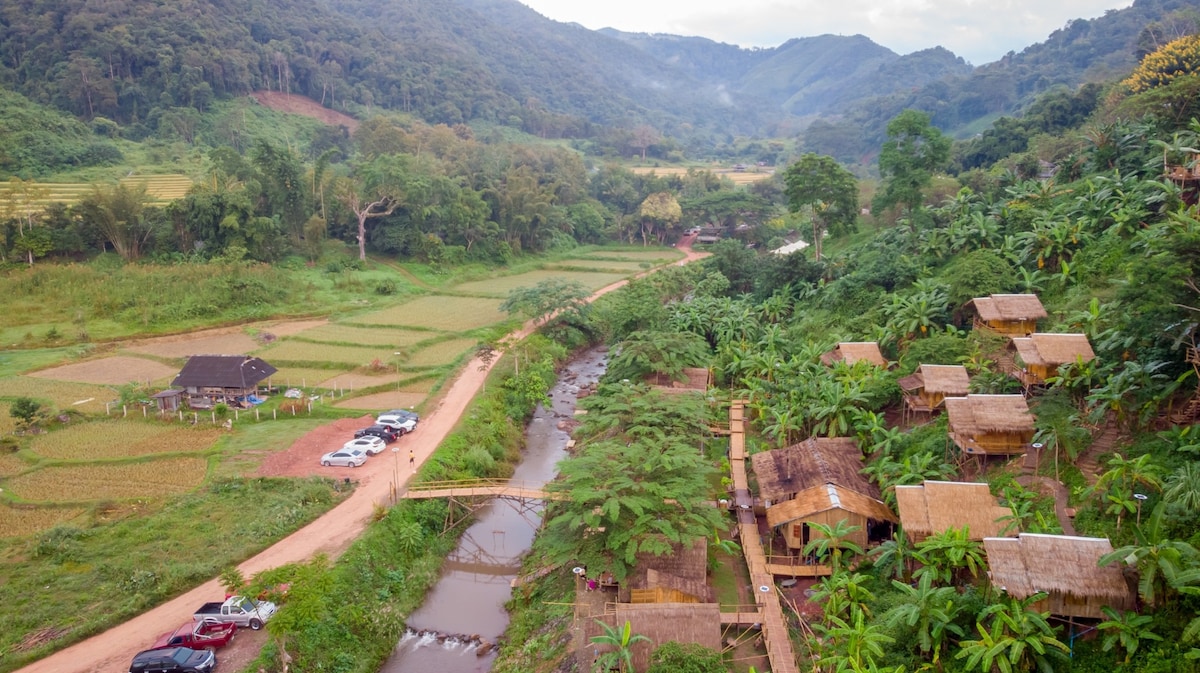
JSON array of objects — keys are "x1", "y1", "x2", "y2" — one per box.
[{"x1": 151, "y1": 620, "x2": 237, "y2": 651}]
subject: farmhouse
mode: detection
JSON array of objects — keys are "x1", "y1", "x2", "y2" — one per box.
[
  {"x1": 751, "y1": 437, "x2": 896, "y2": 552},
  {"x1": 983, "y1": 533, "x2": 1135, "y2": 619},
  {"x1": 945, "y1": 394, "x2": 1036, "y2": 456},
  {"x1": 895, "y1": 481, "x2": 1015, "y2": 543},
  {"x1": 898, "y1": 364, "x2": 971, "y2": 419},
  {"x1": 965, "y1": 293, "x2": 1047, "y2": 336},
  {"x1": 171, "y1": 355, "x2": 277, "y2": 410},
  {"x1": 1008, "y1": 333, "x2": 1096, "y2": 388},
  {"x1": 820, "y1": 342, "x2": 888, "y2": 368}
]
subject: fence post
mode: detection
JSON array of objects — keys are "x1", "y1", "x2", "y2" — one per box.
[
  {"x1": 211, "y1": 411, "x2": 216, "y2": 424},
  {"x1": 234, "y1": 409, "x2": 239, "y2": 421},
  {"x1": 179, "y1": 410, "x2": 183, "y2": 423},
  {"x1": 142, "y1": 406, "x2": 147, "y2": 417},
  {"x1": 255, "y1": 409, "x2": 260, "y2": 421},
  {"x1": 123, "y1": 405, "x2": 127, "y2": 417},
  {"x1": 273, "y1": 409, "x2": 277, "y2": 420}
]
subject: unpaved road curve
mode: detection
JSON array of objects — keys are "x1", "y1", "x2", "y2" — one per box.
[{"x1": 16, "y1": 244, "x2": 708, "y2": 673}]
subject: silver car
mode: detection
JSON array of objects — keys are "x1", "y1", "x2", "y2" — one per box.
[
  {"x1": 342, "y1": 436, "x2": 386, "y2": 455},
  {"x1": 320, "y1": 448, "x2": 367, "y2": 467}
]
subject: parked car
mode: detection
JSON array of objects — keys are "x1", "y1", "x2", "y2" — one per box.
[
  {"x1": 129, "y1": 647, "x2": 216, "y2": 673},
  {"x1": 354, "y1": 425, "x2": 400, "y2": 443},
  {"x1": 150, "y1": 620, "x2": 236, "y2": 651},
  {"x1": 381, "y1": 409, "x2": 420, "y2": 423},
  {"x1": 193, "y1": 595, "x2": 277, "y2": 630},
  {"x1": 375, "y1": 414, "x2": 417, "y2": 434},
  {"x1": 342, "y1": 436, "x2": 386, "y2": 455},
  {"x1": 320, "y1": 448, "x2": 367, "y2": 467}
]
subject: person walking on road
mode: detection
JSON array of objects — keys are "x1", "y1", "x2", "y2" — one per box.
[{"x1": 409, "y1": 449, "x2": 415, "y2": 469}]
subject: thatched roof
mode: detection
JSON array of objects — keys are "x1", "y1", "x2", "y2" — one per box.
[
  {"x1": 1011, "y1": 333, "x2": 1095, "y2": 367},
  {"x1": 945, "y1": 395, "x2": 1035, "y2": 434},
  {"x1": 750, "y1": 437, "x2": 877, "y2": 502},
  {"x1": 899, "y1": 364, "x2": 971, "y2": 395},
  {"x1": 896, "y1": 481, "x2": 1014, "y2": 540},
  {"x1": 821, "y1": 342, "x2": 887, "y2": 367},
  {"x1": 646, "y1": 568, "x2": 712, "y2": 602},
  {"x1": 766, "y1": 484, "x2": 897, "y2": 527},
  {"x1": 968, "y1": 294, "x2": 1048, "y2": 322},
  {"x1": 984, "y1": 534, "x2": 1134, "y2": 610},
  {"x1": 172, "y1": 355, "x2": 277, "y2": 388},
  {"x1": 611, "y1": 602, "x2": 721, "y2": 671},
  {"x1": 624, "y1": 538, "x2": 708, "y2": 594},
  {"x1": 648, "y1": 367, "x2": 710, "y2": 391}
]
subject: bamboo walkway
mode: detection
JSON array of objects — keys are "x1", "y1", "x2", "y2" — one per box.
[
  {"x1": 401, "y1": 478, "x2": 562, "y2": 501},
  {"x1": 728, "y1": 400, "x2": 801, "y2": 673}
]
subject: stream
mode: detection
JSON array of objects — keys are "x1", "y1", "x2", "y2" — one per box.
[{"x1": 379, "y1": 347, "x2": 606, "y2": 673}]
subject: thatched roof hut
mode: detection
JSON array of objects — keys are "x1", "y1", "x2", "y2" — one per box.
[
  {"x1": 620, "y1": 538, "x2": 711, "y2": 603},
  {"x1": 945, "y1": 394, "x2": 1036, "y2": 455},
  {"x1": 820, "y1": 342, "x2": 888, "y2": 367},
  {"x1": 984, "y1": 533, "x2": 1135, "y2": 619},
  {"x1": 1009, "y1": 333, "x2": 1096, "y2": 386},
  {"x1": 765, "y1": 483, "x2": 897, "y2": 550},
  {"x1": 750, "y1": 437, "x2": 876, "y2": 502},
  {"x1": 966, "y1": 294, "x2": 1047, "y2": 336},
  {"x1": 895, "y1": 481, "x2": 1014, "y2": 542},
  {"x1": 899, "y1": 364, "x2": 971, "y2": 417},
  {"x1": 647, "y1": 367, "x2": 710, "y2": 393},
  {"x1": 602, "y1": 603, "x2": 721, "y2": 672}
]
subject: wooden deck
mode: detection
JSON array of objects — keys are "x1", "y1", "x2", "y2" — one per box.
[
  {"x1": 720, "y1": 610, "x2": 764, "y2": 625},
  {"x1": 728, "y1": 400, "x2": 801, "y2": 673}
]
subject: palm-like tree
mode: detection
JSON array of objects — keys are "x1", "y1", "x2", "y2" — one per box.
[
  {"x1": 803, "y1": 521, "x2": 864, "y2": 574},
  {"x1": 1090, "y1": 453, "x2": 1162, "y2": 529},
  {"x1": 818, "y1": 609, "x2": 895, "y2": 672},
  {"x1": 1164, "y1": 463, "x2": 1200, "y2": 514},
  {"x1": 956, "y1": 593, "x2": 1068, "y2": 673},
  {"x1": 913, "y1": 527, "x2": 986, "y2": 585},
  {"x1": 869, "y1": 529, "x2": 916, "y2": 582},
  {"x1": 1097, "y1": 606, "x2": 1162, "y2": 664},
  {"x1": 1100, "y1": 503, "x2": 1200, "y2": 607},
  {"x1": 883, "y1": 573, "x2": 964, "y2": 665},
  {"x1": 590, "y1": 619, "x2": 650, "y2": 673}
]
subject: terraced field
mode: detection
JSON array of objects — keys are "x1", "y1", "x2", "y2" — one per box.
[
  {"x1": 0, "y1": 175, "x2": 193, "y2": 211},
  {"x1": 453, "y1": 269, "x2": 628, "y2": 296}
]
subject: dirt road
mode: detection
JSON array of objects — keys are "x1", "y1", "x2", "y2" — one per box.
[{"x1": 15, "y1": 244, "x2": 707, "y2": 673}]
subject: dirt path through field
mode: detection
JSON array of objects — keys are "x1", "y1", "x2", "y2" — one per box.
[{"x1": 15, "y1": 243, "x2": 707, "y2": 673}]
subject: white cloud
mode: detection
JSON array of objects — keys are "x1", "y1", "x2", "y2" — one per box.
[{"x1": 518, "y1": 0, "x2": 1133, "y2": 65}]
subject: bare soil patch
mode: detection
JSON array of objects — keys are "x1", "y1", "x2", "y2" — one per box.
[
  {"x1": 250, "y1": 91, "x2": 360, "y2": 132},
  {"x1": 254, "y1": 415, "x2": 374, "y2": 478},
  {"x1": 125, "y1": 320, "x2": 327, "y2": 358},
  {"x1": 334, "y1": 390, "x2": 426, "y2": 411},
  {"x1": 28, "y1": 356, "x2": 176, "y2": 386}
]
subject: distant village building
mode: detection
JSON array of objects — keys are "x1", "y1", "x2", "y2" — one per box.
[
  {"x1": 965, "y1": 294, "x2": 1047, "y2": 336},
  {"x1": 771, "y1": 239, "x2": 810, "y2": 255},
  {"x1": 171, "y1": 355, "x2": 277, "y2": 410},
  {"x1": 984, "y1": 533, "x2": 1135, "y2": 619},
  {"x1": 820, "y1": 342, "x2": 888, "y2": 368},
  {"x1": 646, "y1": 367, "x2": 710, "y2": 394},
  {"x1": 895, "y1": 481, "x2": 1015, "y2": 543},
  {"x1": 945, "y1": 394, "x2": 1036, "y2": 456}
]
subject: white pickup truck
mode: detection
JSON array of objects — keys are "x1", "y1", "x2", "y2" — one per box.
[{"x1": 193, "y1": 595, "x2": 277, "y2": 630}]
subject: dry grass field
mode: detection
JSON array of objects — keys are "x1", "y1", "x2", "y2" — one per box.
[
  {"x1": 453, "y1": 270, "x2": 628, "y2": 296},
  {"x1": 4, "y1": 457, "x2": 208, "y2": 503},
  {"x1": 0, "y1": 377, "x2": 113, "y2": 412},
  {"x1": 335, "y1": 390, "x2": 426, "y2": 411},
  {"x1": 256, "y1": 341, "x2": 398, "y2": 366},
  {"x1": 29, "y1": 356, "x2": 178, "y2": 386},
  {"x1": 406, "y1": 337, "x2": 475, "y2": 367},
  {"x1": 0, "y1": 504, "x2": 87, "y2": 538},
  {"x1": 27, "y1": 422, "x2": 222, "y2": 460},
  {"x1": 0, "y1": 451, "x2": 25, "y2": 477},
  {"x1": 127, "y1": 332, "x2": 261, "y2": 358},
  {"x1": 628, "y1": 165, "x2": 774, "y2": 185},
  {"x1": 269, "y1": 367, "x2": 354, "y2": 389},
  {"x1": 347, "y1": 296, "x2": 507, "y2": 331}
]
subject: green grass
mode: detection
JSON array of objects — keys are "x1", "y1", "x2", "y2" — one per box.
[
  {"x1": 0, "y1": 477, "x2": 348, "y2": 672},
  {"x1": 576, "y1": 248, "x2": 681, "y2": 262},
  {"x1": 255, "y1": 341, "x2": 402, "y2": 367},
  {"x1": 0, "y1": 377, "x2": 113, "y2": 412},
  {"x1": 347, "y1": 295, "x2": 509, "y2": 331},
  {"x1": 406, "y1": 337, "x2": 476, "y2": 367},
  {"x1": 546, "y1": 260, "x2": 654, "y2": 272},
  {"x1": 453, "y1": 270, "x2": 628, "y2": 296},
  {"x1": 290, "y1": 324, "x2": 432, "y2": 348},
  {"x1": 0, "y1": 347, "x2": 87, "y2": 377}
]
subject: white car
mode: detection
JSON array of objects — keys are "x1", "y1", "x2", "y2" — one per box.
[
  {"x1": 375, "y1": 414, "x2": 417, "y2": 434},
  {"x1": 343, "y1": 436, "x2": 386, "y2": 455},
  {"x1": 320, "y1": 448, "x2": 367, "y2": 467}
]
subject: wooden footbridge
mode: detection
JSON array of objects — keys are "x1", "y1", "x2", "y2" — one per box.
[
  {"x1": 402, "y1": 479, "x2": 562, "y2": 531},
  {"x1": 727, "y1": 400, "x2": 802, "y2": 673}
]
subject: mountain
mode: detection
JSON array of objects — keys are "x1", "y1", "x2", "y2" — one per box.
[{"x1": 0, "y1": 0, "x2": 1190, "y2": 158}]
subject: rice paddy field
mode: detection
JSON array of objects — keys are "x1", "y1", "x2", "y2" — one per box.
[
  {"x1": 347, "y1": 296, "x2": 508, "y2": 331},
  {"x1": 548, "y1": 260, "x2": 656, "y2": 272},
  {"x1": 0, "y1": 504, "x2": 88, "y2": 538},
  {"x1": 0, "y1": 175, "x2": 193, "y2": 211},
  {"x1": 290, "y1": 324, "x2": 431, "y2": 347},
  {"x1": 453, "y1": 269, "x2": 628, "y2": 296},
  {"x1": 0, "y1": 377, "x2": 113, "y2": 413},
  {"x1": 4, "y1": 457, "x2": 209, "y2": 504},
  {"x1": 576, "y1": 248, "x2": 682, "y2": 262},
  {"x1": 406, "y1": 337, "x2": 476, "y2": 368},
  {"x1": 256, "y1": 341, "x2": 398, "y2": 367},
  {"x1": 27, "y1": 422, "x2": 222, "y2": 460}
]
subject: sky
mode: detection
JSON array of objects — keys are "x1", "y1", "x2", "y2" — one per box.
[{"x1": 517, "y1": 0, "x2": 1134, "y2": 65}]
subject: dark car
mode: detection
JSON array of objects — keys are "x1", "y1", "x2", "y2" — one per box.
[
  {"x1": 129, "y1": 647, "x2": 216, "y2": 673},
  {"x1": 354, "y1": 424, "x2": 399, "y2": 443}
]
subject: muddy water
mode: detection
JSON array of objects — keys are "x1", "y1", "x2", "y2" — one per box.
[{"x1": 380, "y1": 348, "x2": 606, "y2": 673}]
